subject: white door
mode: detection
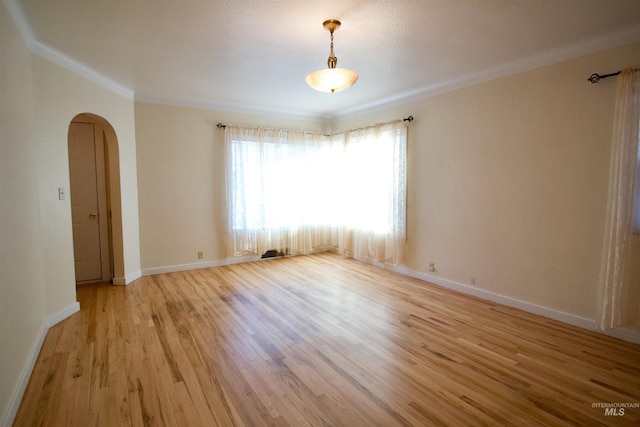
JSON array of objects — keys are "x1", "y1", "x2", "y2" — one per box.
[{"x1": 69, "y1": 122, "x2": 102, "y2": 282}]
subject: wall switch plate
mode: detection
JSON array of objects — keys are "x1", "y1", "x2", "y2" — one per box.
[{"x1": 58, "y1": 187, "x2": 65, "y2": 200}]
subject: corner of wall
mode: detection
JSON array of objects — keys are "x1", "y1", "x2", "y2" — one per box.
[
  {"x1": 392, "y1": 265, "x2": 640, "y2": 345},
  {"x1": 1, "y1": 302, "x2": 80, "y2": 427}
]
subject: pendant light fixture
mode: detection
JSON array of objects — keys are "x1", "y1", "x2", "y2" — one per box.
[{"x1": 305, "y1": 19, "x2": 359, "y2": 93}]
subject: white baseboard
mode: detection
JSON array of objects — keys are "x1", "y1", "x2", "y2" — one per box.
[
  {"x1": 136, "y1": 253, "x2": 640, "y2": 344},
  {"x1": 45, "y1": 301, "x2": 80, "y2": 327},
  {"x1": 142, "y1": 248, "x2": 344, "y2": 277},
  {"x1": 1, "y1": 323, "x2": 46, "y2": 427},
  {"x1": 2, "y1": 301, "x2": 80, "y2": 427},
  {"x1": 392, "y1": 265, "x2": 640, "y2": 345},
  {"x1": 141, "y1": 256, "x2": 258, "y2": 276},
  {"x1": 112, "y1": 269, "x2": 142, "y2": 285}
]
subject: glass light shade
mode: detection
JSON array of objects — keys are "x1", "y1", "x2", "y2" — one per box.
[{"x1": 305, "y1": 68, "x2": 359, "y2": 93}]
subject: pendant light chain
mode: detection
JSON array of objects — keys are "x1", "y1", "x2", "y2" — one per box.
[
  {"x1": 328, "y1": 28, "x2": 337, "y2": 69},
  {"x1": 330, "y1": 30, "x2": 334, "y2": 56}
]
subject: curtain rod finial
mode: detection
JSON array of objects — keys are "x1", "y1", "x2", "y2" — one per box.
[
  {"x1": 588, "y1": 73, "x2": 600, "y2": 84},
  {"x1": 588, "y1": 71, "x2": 621, "y2": 84}
]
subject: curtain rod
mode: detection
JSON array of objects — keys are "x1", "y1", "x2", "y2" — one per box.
[
  {"x1": 216, "y1": 115, "x2": 414, "y2": 130},
  {"x1": 587, "y1": 71, "x2": 621, "y2": 84}
]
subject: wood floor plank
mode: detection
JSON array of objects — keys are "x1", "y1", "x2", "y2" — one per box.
[{"x1": 13, "y1": 253, "x2": 640, "y2": 426}]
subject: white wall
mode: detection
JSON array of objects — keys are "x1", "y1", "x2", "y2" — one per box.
[
  {"x1": 32, "y1": 55, "x2": 141, "y2": 291},
  {"x1": 135, "y1": 102, "x2": 327, "y2": 270},
  {"x1": 2, "y1": 2, "x2": 639, "y2": 422},
  {"x1": 0, "y1": 2, "x2": 142, "y2": 423},
  {"x1": 335, "y1": 41, "x2": 640, "y2": 331},
  {"x1": 0, "y1": 4, "x2": 47, "y2": 425},
  {"x1": 135, "y1": 42, "x2": 640, "y2": 335}
]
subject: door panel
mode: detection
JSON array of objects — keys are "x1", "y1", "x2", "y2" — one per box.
[{"x1": 69, "y1": 122, "x2": 102, "y2": 282}]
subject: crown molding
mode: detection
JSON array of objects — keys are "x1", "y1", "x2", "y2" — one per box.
[
  {"x1": 3, "y1": 0, "x2": 133, "y2": 100},
  {"x1": 31, "y1": 40, "x2": 134, "y2": 100},
  {"x1": 335, "y1": 24, "x2": 640, "y2": 120},
  {"x1": 5, "y1": 0, "x2": 640, "y2": 123},
  {"x1": 2, "y1": 0, "x2": 34, "y2": 46},
  {"x1": 134, "y1": 92, "x2": 333, "y2": 122}
]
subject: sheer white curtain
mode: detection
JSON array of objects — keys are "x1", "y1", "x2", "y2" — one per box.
[
  {"x1": 225, "y1": 126, "x2": 336, "y2": 257},
  {"x1": 333, "y1": 121, "x2": 407, "y2": 265},
  {"x1": 225, "y1": 120, "x2": 407, "y2": 265},
  {"x1": 597, "y1": 68, "x2": 640, "y2": 330}
]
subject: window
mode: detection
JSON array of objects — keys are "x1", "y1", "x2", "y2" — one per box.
[
  {"x1": 228, "y1": 132, "x2": 341, "y2": 231},
  {"x1": 225, "y1": 121, "x2": 407, "y2": 264},
  {"x1": 338, "y1": 126, "x2": 407, "y2": 235}
]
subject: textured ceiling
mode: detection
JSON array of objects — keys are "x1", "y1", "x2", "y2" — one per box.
[{"x1": 7, "y1": 0, "x2": 640, "y2": 120}]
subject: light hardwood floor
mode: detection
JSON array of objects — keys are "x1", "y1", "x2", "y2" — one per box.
[{"x1": 14, "y1": 253, "x2": 640, "y2": 426}]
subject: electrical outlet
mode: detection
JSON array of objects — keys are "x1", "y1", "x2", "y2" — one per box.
[
  {"x1": 428, "y1": 262, "x2": 435, "y2": 272},
  {"x1": 197, "y1": 251, "x2": 203, "y2": 259},
  {"x1": 58, "y1": 187, "x2": 65, "y2": 200}
]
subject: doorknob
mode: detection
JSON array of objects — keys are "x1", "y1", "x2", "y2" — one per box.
[{"x1": 89, "y1": 212, "x2": 97, "y2": 218}]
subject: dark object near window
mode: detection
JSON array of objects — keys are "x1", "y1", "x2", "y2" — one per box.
[{"x1": 261, "y1": 250, "x2": 281, "y2": 259}]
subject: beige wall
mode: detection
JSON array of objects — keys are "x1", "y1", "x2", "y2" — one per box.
[
  {"x1": 335, "y1": 41, "x2": 640, "y2": 328},
  {"x1": 136, "y1": 42, "x2": 640, "y2": 332},
  {"x1": 3, "y1": 2, "x2": 639, "y2": 421},
  {"x1": 135, "y1": 102, "x2": 327, "y2": 269},
  {"x1": 0, "y1": 3, "x2": 46, "y2": 424},
  {"x1": 0, "y1": 2, "x2": 141, "y2": 423},
  {"x1": 32, "y1": 55, "x2": 141, "y2": 291}
]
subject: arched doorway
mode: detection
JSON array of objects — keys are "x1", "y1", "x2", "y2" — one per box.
[{"x1": 68, "y1": 113, "x2": 125, "y2": 284}]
